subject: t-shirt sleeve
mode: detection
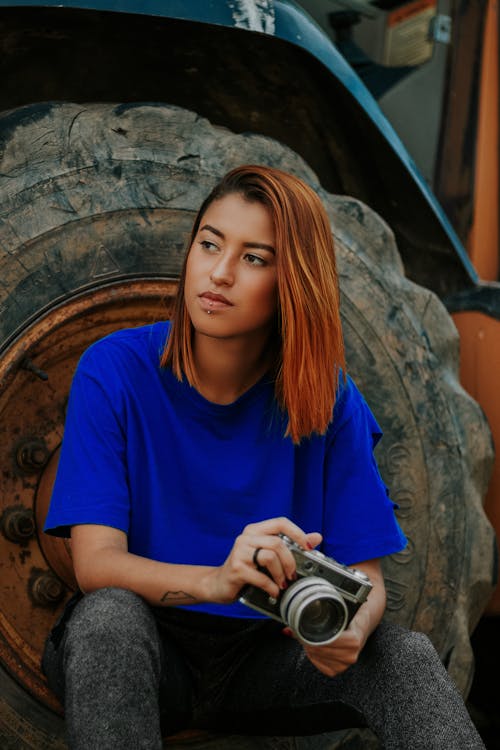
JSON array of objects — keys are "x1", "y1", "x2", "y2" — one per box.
[
  {"x1": 44, "y1": 348, "x2": 131, "y2": 538},
  {"x1": 322, "y1": 375, "x2": 407, "y2": 565}
]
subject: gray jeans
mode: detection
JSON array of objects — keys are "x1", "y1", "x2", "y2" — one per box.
[{"x1": 42, "y1": 587, "x2": 484, "y2": 750}]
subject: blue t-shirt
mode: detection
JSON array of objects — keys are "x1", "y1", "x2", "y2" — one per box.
[{"x1": 44, "y1": 322, "x2": 406, "y2": 617}]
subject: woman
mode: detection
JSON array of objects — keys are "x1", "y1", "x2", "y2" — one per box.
[{"x1": 43, "y1": 165, "x2": 484, "y2": 749}]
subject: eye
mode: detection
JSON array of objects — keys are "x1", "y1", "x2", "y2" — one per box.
[
  {"x1": 199, "y1": 239, "x2": 218, "y2": 253},
  {"x1": 244, "y1": 253, "x2": 267, "y2": 267}
]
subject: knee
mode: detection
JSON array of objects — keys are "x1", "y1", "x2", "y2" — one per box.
[
  {"x1": 393, "y1": 627, "x2": 439, "y2": 666},
  {"x1": 65, "y1": 587, "x2": 157, "y2": 654},
  {"x1": 368, "y1": 622, "x2": 443, "y2": 676}
]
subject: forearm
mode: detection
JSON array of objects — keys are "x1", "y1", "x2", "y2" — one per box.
[
  {"x1": 77, "y1": 547, "x2": 217, "y2": 606},
  {"x1": 347, "y1": 558, "x2": 387, "y2": 645},
  {"x1": 350, "y1": 574, "x2": 386, "y2": 646},
  {"x1": 71, "y1": 526, "x2": 217, "y2": 607}
]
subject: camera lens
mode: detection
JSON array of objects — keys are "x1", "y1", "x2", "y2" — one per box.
[
  {"x1": 298, "y1": 598, "x2": 346, "y2": 643},
  {"x1": 280, "y1": 577, "x2": 348, "y2": 645}
]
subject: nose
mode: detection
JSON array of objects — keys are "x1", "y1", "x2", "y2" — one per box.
[{"x1": 210, "y1": 252, "x2": 234, "y2": 286}]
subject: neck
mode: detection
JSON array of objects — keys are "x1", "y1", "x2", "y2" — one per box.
[{"x1": 192, "y1": 333, "x2": 273, "y2": 404}]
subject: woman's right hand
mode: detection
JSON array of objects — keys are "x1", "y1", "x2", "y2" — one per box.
[{"x1": 203, "y1": 517, "x2": 322, "y2": 604}]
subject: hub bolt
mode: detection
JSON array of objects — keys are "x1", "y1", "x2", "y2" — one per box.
[
  {"x1": 30, "y1": 570, "x2": 65, "y2": 607},
  {"x1": 1, "y1": 505, "x2": 35, "y2": 543},
  {"x1": 16, "y1": 439, "x2": 49, "y2": 473}
]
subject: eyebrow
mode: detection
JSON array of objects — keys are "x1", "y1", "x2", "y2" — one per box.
[{"x1": 200, "y1": 223, "x2": 275, "y2": 254}]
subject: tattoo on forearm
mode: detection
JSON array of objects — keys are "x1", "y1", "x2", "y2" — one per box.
[{"x1": 160, "y1": 590, "x2": 197, "y2": 605}]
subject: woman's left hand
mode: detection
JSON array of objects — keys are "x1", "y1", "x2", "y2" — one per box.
[
  {"x1": 293, "y1": 617, "x2": 368, "y2": 677},
  {"x1": 284, "y1": 558, "x2": 387, "y2": 677}
]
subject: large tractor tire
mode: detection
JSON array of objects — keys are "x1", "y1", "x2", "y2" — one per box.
[{"x1": 0, "y1": 103, "x2": 495, "y2": 749}]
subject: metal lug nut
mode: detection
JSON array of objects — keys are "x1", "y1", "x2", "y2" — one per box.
[
  {"x1": 30, "y1": 570, "x2": 65, "y2": 607},
  {"x1": 1, "y1": 505, "x2": 35, "y2": 543},
  {"x1": 16, "y1": 439, "x2": 49, "y2": 473}
]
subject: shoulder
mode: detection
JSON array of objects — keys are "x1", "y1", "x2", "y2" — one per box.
[
  {"x1": 329, "y1": 373, "x2": 382, "y2": 445},
  {"x1": 332, "y1": 373, "x2": 367, "y2": 423},
  {"x1": 78, "y1": 321, "x2": 170, "y2": 378}
]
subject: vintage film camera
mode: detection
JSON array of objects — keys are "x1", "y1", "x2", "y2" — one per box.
[{"x1": 239, "y1": 534, "x2": 372, "y2": 645}]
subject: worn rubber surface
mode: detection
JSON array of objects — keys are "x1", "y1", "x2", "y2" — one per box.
[{"x1": 0, "y1": 103, "x2": 495, "y2": 749}]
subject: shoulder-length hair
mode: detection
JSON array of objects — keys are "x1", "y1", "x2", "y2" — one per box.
[{"x1": 161, "y1": 164, "x2": 345, "y2": 443}]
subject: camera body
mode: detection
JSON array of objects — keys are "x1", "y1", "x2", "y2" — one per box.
[{"x1": 239, "y1": 534, "x2": 372, "y2": 645}]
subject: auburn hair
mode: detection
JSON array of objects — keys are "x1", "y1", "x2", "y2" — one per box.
[{"x1": 161, "y1": 164, "x2": 345, "y2": 443}]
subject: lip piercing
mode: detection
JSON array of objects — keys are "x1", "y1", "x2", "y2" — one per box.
[{"x1": 206, "y1": 310, "x2": 212, "y2": 314}]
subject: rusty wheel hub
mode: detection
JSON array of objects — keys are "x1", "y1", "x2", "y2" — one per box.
[{"x1": 0, "y1": 279, "x2": 177, "y2": 710}]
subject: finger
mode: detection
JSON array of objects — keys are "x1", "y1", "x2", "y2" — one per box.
[
  {"x1": 241, "y1": 566, "x2": 282, "y2": 599},
  {"x1": 303, "y1": 645, "x2": 347, "y2": 670},
  {"x1": 244, "y1": 533, "x2": 297, "y2": 582},
  {"x1": 303, "y1": 642, "x2": 359, "y2": 671},
  {"x1": 243, "y1": 517, "x2": 313, "y2": 550},
  {"x1": 253, "y1": 549, "x2": 288, "y2": 589},
  {"x1": 230, "y1": 536, "x2": 290, "y2": 595},
  {"x1": 305, "y1": 532, "x2": 322, "y2": 549},
  {"x1": 303, "y1": 634, "x2": 354, "y2": 656},
  {"x1": 310, "y1": 658, "x2": 347, "y2": 677}
]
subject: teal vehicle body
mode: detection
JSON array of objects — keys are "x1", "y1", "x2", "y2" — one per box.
[{"x1": 0, "y1": 0, "x2": 478, "y2": 295}]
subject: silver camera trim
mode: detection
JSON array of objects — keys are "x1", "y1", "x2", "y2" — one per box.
[
  {"x1": 239, "y1": 534, "x2": 372, "y2": 643},
  {"x1": 279, "y1": 576, "x2": 349, "y2": 645}
]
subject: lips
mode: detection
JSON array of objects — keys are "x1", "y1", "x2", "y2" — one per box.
[{"x1": 199, "y1": 291, "x2": 234, "y2": 310}]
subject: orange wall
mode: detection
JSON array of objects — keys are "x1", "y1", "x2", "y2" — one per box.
[
  {"x1": 453, "y1": 311, "x2": 500, "y2": 613},
  {"x1": 466, "y1": 0, "x2": 499, "y2": 280},
  {"x1": 457, "y1": 0, "x2": 500, "y2": 612}
]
